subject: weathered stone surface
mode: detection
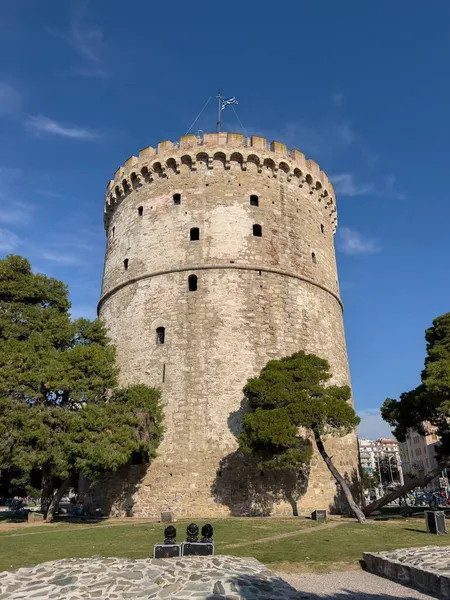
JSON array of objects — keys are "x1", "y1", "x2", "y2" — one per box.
[
  {"x1": 91, "y1": 131, "x2": 359, "y2": 519},
  {"x1": 364, "y1": 545, "x2": 450, "y2": 598},
  {"x1": 0, "y1": 555, "x2": 300, "y2": 599}
]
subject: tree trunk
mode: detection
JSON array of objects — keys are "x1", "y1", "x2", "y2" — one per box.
[
  {"x1": 314, "y1": 432, "x2": 366, "y2": 524},
  {"x1": 46, "y1": 476, "x2": 72, "y2": 523},
  {"x1": 363, "y1": 461, "x2": 450, "y2": 516},
  {"x1": 40, "y1": 464, "x2": 53, "y2": 517}
]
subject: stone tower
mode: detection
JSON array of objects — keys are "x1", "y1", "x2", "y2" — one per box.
[{"x1": 98, "y1": 132, "x2": 359, "y2": 517}]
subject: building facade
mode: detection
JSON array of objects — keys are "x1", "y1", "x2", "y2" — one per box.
[
  {"x1": 359, "y1": 438, "x2": 402, "y2": 485},
  {"x1": 96, "y1": 131, "x2": 360, "y2": 517},
  {"x1": 398, "y1": 425, "x2": 442, "y2": 490}
]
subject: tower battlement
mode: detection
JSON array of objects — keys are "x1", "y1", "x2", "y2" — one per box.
[{"x1": 104, "y1": 132, "x2": 337, "y2": 232}]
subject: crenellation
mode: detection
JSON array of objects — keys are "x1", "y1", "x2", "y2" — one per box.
[
  {"x1": 124, "y1": 155, "x2": 139, "y2": 170},
  {"x1": 157, "y1": 140, "x2": 173, "y2": 153},
  {"x1": 228, "y1": 132, "x2": 244, "y2": 145},
  {"x1": 251, "y1": 135, "x2": 266, "y2": 149},
  {"x1": 270, "y1": 140, "x2": 287, "y2": 155},
  {"x1": 179, "y1": 134, "x2": 197, "y2": 149},
  {"x1": 138, "y1": 146, "x2": 156, "y2": 160},
  {"x1": 114, "y1": 166, "x2": 124, "y2": 180}
]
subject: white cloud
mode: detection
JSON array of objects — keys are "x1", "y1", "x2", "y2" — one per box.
[
  {"x1": 338, "y1": 227, "x2": 380, "y2": 256},
  {"x1": 331, "y1": 173, "x2": 374, "y2": 197},
  {"x1": 358, "y1": 408, "x2": 393, "y2": 440},
  {"x1": 382, "y1": 174, "x2": 406, "y2": 200},
  {"x1": 37, "y1": 190, "x2": 65, "y2": 199},
  {"x1": 0, "y1": 228, "x2": 21, "y2": 253},
  {"x1": 24, "y1": 115, "x2": 98, "y2": 140},
  {"x1": 39, "y1": 251, "x2": 82, "y2": 266},
  {"x1": 0, "y1": 82, "x2": 22, "y2": 115},
  {"x1": 331, "y1": 91, "x2": 344, "y2": 107},
  {"x1": 46, "y1": 0, "x2": 110, "y2": 78}
]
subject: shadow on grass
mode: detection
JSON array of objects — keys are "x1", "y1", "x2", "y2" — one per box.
[
  {"x1": 215, "y1": 574, "x2": 426, "y2": 600},
  {"x1": 402, "y1": 528, "x2": 430, "y2": 535}
]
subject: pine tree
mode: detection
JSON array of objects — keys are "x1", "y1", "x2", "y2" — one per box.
[
  {"x1": 239, "y1": 351, "x2": 365, "y2": 523},
  {"x1": 0, "y1": 256, "x2": 163, "y2": 520}
]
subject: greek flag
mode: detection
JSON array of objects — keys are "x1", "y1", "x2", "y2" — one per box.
[{"x1": 221, "y1": 97, "x2": 238, "y2": 111}]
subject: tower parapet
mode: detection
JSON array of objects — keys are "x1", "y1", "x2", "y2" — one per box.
[{"x1": 104, "y1": 132, "x2": 337, "y2": 233}]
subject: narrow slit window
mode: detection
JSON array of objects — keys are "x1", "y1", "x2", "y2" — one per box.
[
  {"x1": 162, "y1": 363, "x2": 166, "y2": 382},
  {"x1": 156, "y1": 327, "x2": 165, "y2": 345},
  {"x1": 138, "y1": 206, "x2": 143, "y2": 217},
  {"x1": 173, "y1": 193, "x2": 181, "y2": 205},
  {"x1": 188, "y1": 274, "x2": 198, "y2": 292},
  {"x1": 253, "y1": 224, "x2": 262, "y2": 237},
  {"x1": 250, "y1": 194, "x2": 259, "y2": 207},
  {"x1": 124, "y1": 258, "x2": 129, "y2": 270},
  {"x1": 190, "y1": 227, "x2": 200, "y2": 241},
  {"x1": 112, "y1": 226, "x2": 115, "y2": 237},
  {"x1": 320, "y1": 224, "x2": 324, "y2": 234},
  {"x1": 312, "y1": 252, "x2": 317, "y2": 264}
]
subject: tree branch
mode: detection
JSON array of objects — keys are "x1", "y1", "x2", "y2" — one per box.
[{"x1": 363, "y1": 460, "x2": 450, "y2": 516}]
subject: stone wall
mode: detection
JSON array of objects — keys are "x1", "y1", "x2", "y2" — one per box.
[{"x1": 95, "y1": 132, "x2": 359, "y2": 517}]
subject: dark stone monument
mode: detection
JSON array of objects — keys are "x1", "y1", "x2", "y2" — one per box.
[{"x1": 311, "y1": 510, "x2": 327, "y2": 521}]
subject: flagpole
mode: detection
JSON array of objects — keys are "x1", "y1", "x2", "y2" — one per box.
[{"x1": 217, "y1": 89, "x2": 221, "y2": 134}]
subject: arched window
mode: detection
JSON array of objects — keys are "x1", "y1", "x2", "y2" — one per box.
[
  {"x1": 124, "y1": 258, "x2": 129, "y2": 270},
  {"x1": 253, "y1": 224, "x2": 262, "y2": 237},
  {"x1": 156, "y1": 327, "x2": 165, "y2": 345},
  {"x1": 190, "y1": 227, "x2": 200, "y2": 241},
  {"x1": 312, "y1": 252, "x2": 317, "y2": 264},
  {"x1": 138, "y1": 206, "x2": 143, "y2": 217},
  {"x1": 188, "y1": 274, "x2": 198, "y2": 292},
  {"x1": 173, "y1": 193, "x2": 181, "y2": 205},
  {"x1": 250, "y1": 195, "x2": 259, "y2": 207}
]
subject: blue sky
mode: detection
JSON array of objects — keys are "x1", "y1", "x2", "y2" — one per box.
[{"x1": 1, "y1": 0, "x2": 449, "y2": 439}]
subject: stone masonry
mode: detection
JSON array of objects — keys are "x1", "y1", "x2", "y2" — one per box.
[{"x1": 95, "y1": 132, "x2": 360, "y2": 517}]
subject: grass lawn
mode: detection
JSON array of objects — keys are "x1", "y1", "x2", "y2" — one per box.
[{"x1": 0, "y1": 517, "x2": 448, "y2": 573}]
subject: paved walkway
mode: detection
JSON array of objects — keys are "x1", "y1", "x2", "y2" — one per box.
[{"x1": 280, "y1": 570, "x2": 435, "y2": 599}]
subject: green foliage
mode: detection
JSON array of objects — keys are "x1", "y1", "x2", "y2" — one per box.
[
  {"x1": 239, "y1": 351, "x2": 360, "y2": 470},
  {"x1": 382, "y1": 312, "x2": 450, "y2": 457},
  {"x1": 0, "y1": 256, "x2": 163, "y2": 502},
  {"x1": 360, "y1": 469, "x2": 378, "y2": 490}
]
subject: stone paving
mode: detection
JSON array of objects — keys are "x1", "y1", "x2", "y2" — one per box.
[
  {"x1": 364, "y1": 545, "x2": 450, "y2": 599},
  {"x1": 0, "y1": 555, "x2": 301, "y2": 599}
]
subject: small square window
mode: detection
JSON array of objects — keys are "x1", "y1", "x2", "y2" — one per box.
[
  {"x1": 253, "y1": 224, "x2": 262, "y2": 237},
  {"x1": 250, "y1": 195, "x2": 259, "y2": 207},
  {"x1": 138, "y1": 206, "x2": 143, "y2": 216},
  {"x1": 173, "y1": 193, "x2": 181, "y2": 205}
]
